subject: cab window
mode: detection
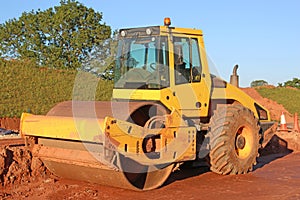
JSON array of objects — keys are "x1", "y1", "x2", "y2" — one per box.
[{"x1": 174, "y1": 37, "x2": 202, "y2": 84}]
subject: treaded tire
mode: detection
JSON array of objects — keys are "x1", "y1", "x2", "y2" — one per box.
[{"x1": 208, "y1": 104, "x2": 261, "y2": 175}]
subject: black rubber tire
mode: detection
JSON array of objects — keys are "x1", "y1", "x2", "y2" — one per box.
[{"x1": 208, "y1": 104, "x2": 261, "y2": 175}]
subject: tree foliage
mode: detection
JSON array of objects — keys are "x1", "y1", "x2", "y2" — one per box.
[
  {"x1": 0, "y1": 0, "x2": 111, "y2": 69},
  {"x1": 250, "y1": 80, "x2": 268, "y2": 87},
  {"x1": 81, "y1": 30, "x2": 118, "y2": 80},
  {"x1": 279, "y1": 78, "x2": 300, "y2": 89}
]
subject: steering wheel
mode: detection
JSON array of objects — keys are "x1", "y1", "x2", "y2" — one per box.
[
  {"x1": 150, "y1": 63, "x2": 156, "y2": 71},
  {"x1": 127, "y1": 57, "x2": 137, "y2": 68}
]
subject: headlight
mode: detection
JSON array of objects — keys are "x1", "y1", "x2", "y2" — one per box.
[
  {"x1": 146, "y1": 28, "x2": 152, "y2": 35},
  {"x1": 120, "y1": 30, "x2": 126, "y2": 37}
]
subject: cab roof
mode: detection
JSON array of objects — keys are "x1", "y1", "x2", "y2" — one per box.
[{"x1": 119, "y1": 25, "x2": 203, "y2": 38}]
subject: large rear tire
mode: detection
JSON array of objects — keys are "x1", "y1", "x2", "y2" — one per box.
[{"x1": 208, "y1": 104, "x2": 261, "y2": 175}]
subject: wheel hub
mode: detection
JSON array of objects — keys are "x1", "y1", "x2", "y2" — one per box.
[{"x1": 236, "y1": 134, "x2": 246, "y2": 149}]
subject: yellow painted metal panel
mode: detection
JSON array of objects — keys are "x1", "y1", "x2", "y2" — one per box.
[
  {"x1": 211, "y1": 84, "x2": 271, "y2": 121},
  {"x1": 160, "y1": 26, "x2": 203, "y2": 36},
  {"x1": 112, "y1": 89, "x2": 161, "y2": 101},
  {"x1": 21, "y1": 113, "x2": 106, "y2": 142}
]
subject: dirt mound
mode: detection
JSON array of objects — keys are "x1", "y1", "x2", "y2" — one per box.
[
  {"x1": 0, "y1": 145, "x2": 49, "y2": 187},
  {"x1": 0, "y1": 118, "x2": 20, "y2": 131},
  {"x1": 241, "y1": 87, "x2": 293, "y2": 122}
]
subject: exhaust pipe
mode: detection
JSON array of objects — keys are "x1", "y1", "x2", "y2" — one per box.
[{"x1": 230, "y1": 64, "x2": 239, "y2": 88}]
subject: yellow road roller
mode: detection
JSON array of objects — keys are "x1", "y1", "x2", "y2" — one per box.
[{"x1": 20, "y1": 18, "x2": 274, "y2": 190}]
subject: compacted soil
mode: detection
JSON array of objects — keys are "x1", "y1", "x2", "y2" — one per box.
[
  {"x1": 0, "y1": 131, "x2": 299, "y2": 200},
  {"x1": 0, "y1": 147, "x2": 299, "y2": 200}
]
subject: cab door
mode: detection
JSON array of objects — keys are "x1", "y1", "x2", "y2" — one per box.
[{"x1": 170, "y1": 36, "x2": 210, "y2": 117}]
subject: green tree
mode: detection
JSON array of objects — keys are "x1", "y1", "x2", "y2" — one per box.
[
  {"x1": 81, "y1": 30, "x2": 118, "y2": 80},
  {"x1": 250, "y1": 80, "x2": 268, "y2": 87},
  {"x1": 0, "y1": 0, "x2": 111, "y2": 69},
  {"x1": 283, "y1": 78, "x2": 300, "y2": 89}
]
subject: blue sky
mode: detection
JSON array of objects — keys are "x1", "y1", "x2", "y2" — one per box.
[{"x1": 0, "y1": 0, "x2": 299, "y2": 87}]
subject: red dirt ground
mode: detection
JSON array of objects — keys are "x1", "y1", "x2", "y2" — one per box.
[{"x1": 0, "y1": 147, "x2": 299, "y2": 200}]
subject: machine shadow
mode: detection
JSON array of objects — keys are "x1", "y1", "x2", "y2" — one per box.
[
  {"x1": 164, "y1": 134, "x2": 293, "y2": 187},
  {"x1": 254, "y1": 134, "x2": 293, "y2": 171},
  {"x1": 163, "y1": 162, "x2": 210, "y2": 187}
]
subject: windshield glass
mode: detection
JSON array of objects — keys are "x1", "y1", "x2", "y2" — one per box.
[{"x1": 114, "y1": 36, "x2": 169, "y2": 89}]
